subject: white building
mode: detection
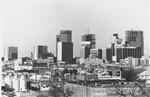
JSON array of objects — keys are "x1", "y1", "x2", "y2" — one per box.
[{"x1": 139, "y1": 67, "x2": 150, "y2": 84}]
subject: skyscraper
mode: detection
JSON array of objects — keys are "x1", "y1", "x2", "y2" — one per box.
[
  {"x1": 4, "y1": 46, "x2": 18, "y2": 61},
  {"x1": 125, "y1": 30, "x2": 144, "y2": 56},
  {"x1": 82, "y1": 34, "x2": 96, "y2": 49},
  {"x1": 56, "y1": 30, "x2": 73, "y2": 63},
  {"x1": 80, "y1": 34, "x2": 96, "y2": 59},
  {"x1": 80, "y1": 42, "x2": 91, "y2": 59},
  {"x1": 33, "y1": 45, "x2": 48, "y2": 59}
]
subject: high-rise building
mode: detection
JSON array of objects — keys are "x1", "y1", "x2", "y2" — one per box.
[
  {"x1": 82, "y1": 34, "x2": 96, "y2": 49},
  {"x1": 4, "y1": 46, "x2": 18, "y2": 61},
  {"x1": 125, "y1": 30, "x2": 144, "y2": 56},
  {"x1": 106, "y1": 48, "x2": 112, "y2": 62},
  {"x1": 80, "y1": 42, "x2": 91, "y2": 59},
  {"x1": 33, "y1": 45, "x2": 48, "y2": 59},
  {"x1": 80, "y1": 34, "x2": 96, "y2": 59},
  {"x1": 56, "y1": 30, "x2": 73, "y2": 63},
  {"x1": 56, "y1": 30, "x2": 72, "y2": 43},
  {"x1": 116, "y1": 47, "x2": 142, "y2": 62},
  {"x1": 57, "y1": 42, "x2": 73, "y2": 63}
]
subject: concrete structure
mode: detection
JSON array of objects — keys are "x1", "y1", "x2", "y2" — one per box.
[
  {"x1": 4, "y1": 74, "x2": 13, "y2": 88},
  {"x1": 90, "y1": 48, "x2": 102, "y2": 59},
  {"x1": 80, "y1": 34, "x2": 96, "y2": 61},
  {"x1": 116, "y1": 46, "x2": 142, "y2": 62},
  {"x1": 139, "y1": 67, "x2": 150, "y2": 84},
  {"x1": 82, "y1": 34, "x2": 96, "y2": 49},
  {"x1": 56, "y1": 30, "x2": 72, "y2": 43},
  {"x1": 76, "y1": 74, "x2": 98, "y2": 81},
  {"x1": 80, "y1": 42, "x2": 91, "y2": 60},
  {"x1": 97, "y1": 65, "x2": 121, "y2": 80},
  {"x1": 57, "y1": 42, "x2": 73, "y2": 63},
  {"x1": 4, "y1": 46, "x2": 18, "y2": 61},
  {"x1": 125, "y1": 30, "x2": 144, "y2": 56},
  {"x1": 106, "y1": 48, "x2": 112, "y2": 62},
  {"x1": 82, "y1": 54, "x2": 104, "y2": 66},
  {"x1": 14, "y1": 61, "x2": 33, "y2": 71},
  {"x1": 13, "y1": 75, "x2": 20, "y2": 91},
  {"x1": 20, "y1": 75, "x2": 27, "y2": 91},
  {"x1": 33, "y1": 45, "x2": 48, "y2": 59},
  {"x1": 56, "y1": 30, "x2": 73, "y2": 63}
]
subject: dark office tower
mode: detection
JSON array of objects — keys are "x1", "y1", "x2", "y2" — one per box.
[
  {"x1": 82, "y1": 34, "x2": 96, "y2": 49},
  {"x1": 80, "y1": 34, "x2": 96, "y2": 59},
  {"x1": 4, "y1": 46, "x2": 18, "y2": 61},
  {"x1": 116, "y1": 47, "x2": 142, "y2": 62},
  {"x1": 80, "y1": 42, "x2": 91, "y2": 59},
  {"x1": 56, "y1": 30, "x2": 73, "y2": 63},
  {"x1": 57, "y1": 42, "x2": 73, "y2": 63},
  {"x1": 33, "y1": 45, "x2": 48, "y2": 59},
  {"x1": 125, "y1": 30, "x2": 144, "y2": 56},
  {"x1": 106, "y1": 48, "x2": 112, "y2": 62}
]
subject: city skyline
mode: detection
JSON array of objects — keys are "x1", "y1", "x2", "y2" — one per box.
[{"x1": 2, "y1": 0, "x2": 150, "y2": 58}]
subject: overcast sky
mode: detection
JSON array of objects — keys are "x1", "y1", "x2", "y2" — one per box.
[{"x1": 2, "y1": 0, "x2": 150, "y2": 57}]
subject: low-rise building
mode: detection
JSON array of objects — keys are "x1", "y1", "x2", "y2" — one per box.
[{"x1": 76, "y1": 73, "x2": 98, "y2": 81}]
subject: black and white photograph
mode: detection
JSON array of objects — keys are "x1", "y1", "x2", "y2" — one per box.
[{"x1": 1, "y1": 0, "x2": 150, "y2": 97}]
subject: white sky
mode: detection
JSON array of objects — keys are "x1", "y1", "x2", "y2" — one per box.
[{"x1": 1, "y1": 0, "x2": 150, "y2": 57}]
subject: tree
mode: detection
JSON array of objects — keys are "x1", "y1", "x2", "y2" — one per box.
[
  {"x1": 49, "y1": 85, "x2": 73, "y2": 97},
  {"x1": 65, "y1": 88, "x2": 73, "y2": 97},
  {"x1": 122, "y1": 69, "x2": 137, "y2": 81},
  {"x1": 108, "y1": 85, "x2": 128, "y2": 97},
  {"x1": 49, "y1": 85, "x2": 62, "y2": 97},
  {"x1": 41, "y1": 52, "x2": 55, "y2": 59},
  {"x1": 72, "y1": 69, "x2": 78, "y2": 76},
  {"x1": 62, "y1": 68, "x2": 69, "y2": 75},
  {"x1": 108, "y1": 82, "x2": 150, "y2": 97}
]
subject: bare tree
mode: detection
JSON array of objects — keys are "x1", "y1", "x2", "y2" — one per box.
[
  {"x1": 108, "y1": 82, "x2": 150, "y2": 97},
  {"x1": 108, "y1": 85, "x2": 128, "y2": 97}
]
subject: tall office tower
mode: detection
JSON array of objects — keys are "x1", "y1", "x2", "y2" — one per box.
[
  {"x1": 106, "y1": 48, "x2": 112, "y2": 62},
  {"x1": 56, "y1": 30, "x2": 73, "y2": 63},
  {"x1": 80, "y1": 34, "x2": 96, "y2": 59},
  {"x1": 4, "y1": 46, "x2": 18, "y2": 61},
  {"x1": 125, "y1": 30, "x2": 144, "y2": 56},
  {"x1": 116, "y1": 47, "x2": 141, "y2": 62},
  {"x1": 33, "y1": 45, "x2": 48, "y2": 59},
  {"x1": 80, "y1": 42, "x2": 91, "y2": 59},
  {"x1": 82, "y1": 34, "x2": 96, "y2": 49}
]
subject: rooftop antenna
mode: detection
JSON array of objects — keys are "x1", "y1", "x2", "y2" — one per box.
[
  {"x1": 86, "y1": 27, "x2": 89, "y2": 34},
  {"x1": 135, "y1": 26, "x2": 138, "y2": 30}
]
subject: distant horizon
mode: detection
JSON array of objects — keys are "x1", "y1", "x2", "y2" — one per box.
[{"x1": 2, "y1": 0, "x2": 150, "y2": 58}]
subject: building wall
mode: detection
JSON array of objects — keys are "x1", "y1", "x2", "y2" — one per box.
[
  {"x1": 60, "y1": 30, "x2": 72, "y2": 42},
  {"x1": 56, "y1": 30, "x2": 73, "y2": 61},
  {"x1": 33, "y1": 45, "x2": 48, "y2": 59},
  {"x1": 57, "y1": 42, "x2": 62, "y2": 61},
  {"x1": 82, "y1": 34, "x2": 96, "y2": 49},
  {"x1": 106, "y1": 48, "x2": 112, "y2": 62},
  {"x1": 125, "y1": 30, "x2": 144, "y2": 56},
  {"x1": 57, "y1": 42, "x2": 73, "y2": 63},
  {"x1": 62, "y1": 42, "x2": 73, "y2": 63},
  {"x1": 90, "y1": 49, "x2": 102, "y2": 59},
  {"x1": 116, "y1": 47, "x2": 142, "y2": 62},
  {"x1": 4, "y1": 46, "x2": 18, "y2": 61},
  {"x1": 65, "y1": 83, "x2": 113, "y2": 97}
]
